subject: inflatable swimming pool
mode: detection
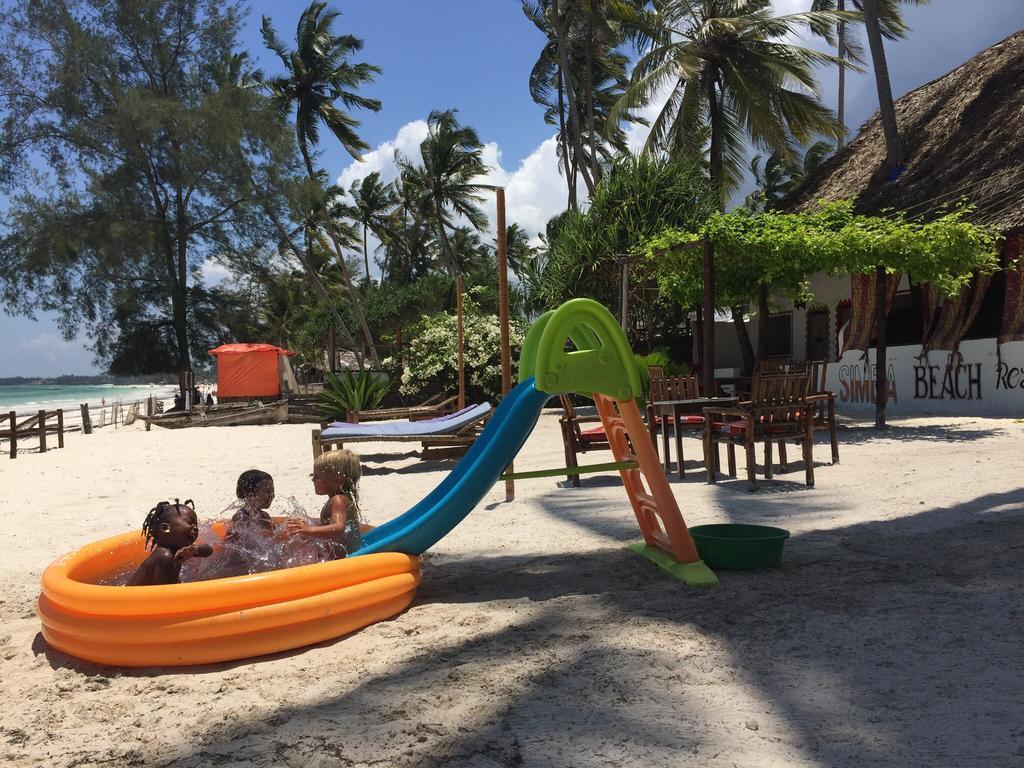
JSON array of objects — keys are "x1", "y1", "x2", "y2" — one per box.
[{"x1": 38, "y1": 528, "x2": 421, "y2": 667}]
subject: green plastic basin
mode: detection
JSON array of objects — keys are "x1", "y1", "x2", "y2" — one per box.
[{"x1": 689, "y1": 524, "x2": 790, "y2": 570}]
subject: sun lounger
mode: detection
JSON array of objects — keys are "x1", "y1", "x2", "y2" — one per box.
[{"x1": 313, "y1": 402, "x2": 493, "y2": 460}]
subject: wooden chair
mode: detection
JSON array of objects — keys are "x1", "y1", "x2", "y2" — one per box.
[
  {"x1": 756, "y1": 360, "x2": 839, "y2": 470},
  {"x1": 645, "y1": 374, "x2": 706, "y2": 476},
  {"x1": 703, "y1": 371, "x2": 814, "y2": 490},
  {"x1": 558, "y1": 395, "x2": 612, "y2": 487}
]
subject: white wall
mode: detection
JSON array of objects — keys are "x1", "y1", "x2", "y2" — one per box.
[
  {"x1": 705, "y1": 272, "x2": 1024, "y2": 417},
  {"x1": 826, "y1": 339, "x2": 1024, "y2": 418}
]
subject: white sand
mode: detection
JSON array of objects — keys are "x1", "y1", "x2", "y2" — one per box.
[{"x1": 1, "y1": 411, "x2": 1023, "y2": 767}]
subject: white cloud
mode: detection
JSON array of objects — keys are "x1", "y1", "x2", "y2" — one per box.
[
  {"x1": 336, "y1": 119, "x2": 429, "y2": 197},
  {"x1": 15, "y1": 332, "x2": 81, "y2": 361},
  {"x1": 200, "y1": 259, "x2": 232, "y2": 287},
  {"x1": 333, "y1": 119, "x2": 582, "y2": 246}
]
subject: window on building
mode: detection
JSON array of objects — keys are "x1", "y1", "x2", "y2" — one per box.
[
  {"x1": 764, "y1": 313, "x2": 792, "y2": 358},
  {"x1": 805, "y1": 308, "x2": 829, "y2": 361},
  {"x1": 886, "y1": 291, "x2": 924, "y2": 346}
]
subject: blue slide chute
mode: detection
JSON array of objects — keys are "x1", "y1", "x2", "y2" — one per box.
[{"x1": 356, "y1": 378, "x2": 551, "y2": 556}]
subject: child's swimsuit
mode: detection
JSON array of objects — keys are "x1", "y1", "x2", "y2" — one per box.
[{"x1": 320, "y1": 495, "x2": 361, "y2": 556}]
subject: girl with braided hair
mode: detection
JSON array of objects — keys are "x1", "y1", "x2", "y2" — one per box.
[
  {"x1": 287, "y1": 449, "x2": 363, "y2": 557},
  {"x1": 126, "y1": 499, "x2": 213, "y2": 586}
]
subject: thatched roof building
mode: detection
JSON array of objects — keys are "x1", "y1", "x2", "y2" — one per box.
[{"x1": 787, "y1": 30, "x2": 1024, "y2": 233}]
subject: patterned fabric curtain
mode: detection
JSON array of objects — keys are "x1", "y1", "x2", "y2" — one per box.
[
  {"x1": 920, "y1": 273, "x2": 993, "y2": 354},
  {"x1": 998, "y1": 233, "x2": 1024, "y2": 350},
  {"x1": 842, "y1": 272, "x2": 900, "y2": 355}
]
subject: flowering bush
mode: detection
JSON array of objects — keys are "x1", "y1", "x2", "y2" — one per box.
[{"x1": 384, "y1": 301, "x2": 525, "y2": 402}]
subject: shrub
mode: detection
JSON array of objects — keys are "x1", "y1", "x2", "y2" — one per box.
[
  {"x1": 318, "y1": 370, "x2": 391, "y2": 421},
  {"x1": 386, "y1": 304, "x2": 525, "y2": 403}
]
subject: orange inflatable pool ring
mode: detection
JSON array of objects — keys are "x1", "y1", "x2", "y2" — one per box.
[{"x1": 38, "y1": 528, "x2": 421, "y2": 667}]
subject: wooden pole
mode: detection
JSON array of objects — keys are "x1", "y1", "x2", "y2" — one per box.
[
  {"x1": 496, "y1": 187, "x2": 514, "y2": 502},
  {"x1": 8, "y1": 411, "x2": 15, "y2": 458},
  {"x1": 145, "y1": 397, "x2": 152, "y2": 432},
  {"x1": 38, "y1": 409, "x2": 47, "y2": 453},
  {"x1": 57, "y1": 409, "x2": 64, "y2": 448},
  {"x1": 874, "y1": 265, "x2": 888, "y2": 428},
  {"x1": 620, "y1": 257, "x2": 629, "y2": 333},
  {"x1": 80, "y1": 403, "x2": 92, "y2": 435},
  {"x1": 456, "y1": 272, "x2": 466, "y2": 411},
  {"x1": 702, "y1": 239, "x2": 716, "y2": 397}
]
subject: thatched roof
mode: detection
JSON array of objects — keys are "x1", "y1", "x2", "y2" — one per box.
[{"x1": 786, "y1": 30, "x2": 1024, "y2": 233}]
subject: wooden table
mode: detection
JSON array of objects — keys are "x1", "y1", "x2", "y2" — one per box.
[{"x1": 651, "y1": 397, "x2": 739, "y2": 478}]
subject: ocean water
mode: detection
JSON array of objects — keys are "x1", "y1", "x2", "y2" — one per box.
[{"x1": 0, "y1": 384, "x2": 181, "y2": 417}]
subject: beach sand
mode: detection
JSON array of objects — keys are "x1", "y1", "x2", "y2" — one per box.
[{"x1": 1, "y1": 411, "x2": 1022, "y2": 767}]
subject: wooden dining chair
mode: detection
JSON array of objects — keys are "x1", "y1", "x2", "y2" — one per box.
[
  {"x1": 756, "y1": 360, "x2": 839, "y2": 472},
  {"x1": 703, "y1": 371, "x2": 814, "y2": 490},
  {"x1": 558, "y1": 395, "x2": 612, "y2": 487},
  {"x1": 646, "y1": 374, "x2": 706, "y2": 476}
]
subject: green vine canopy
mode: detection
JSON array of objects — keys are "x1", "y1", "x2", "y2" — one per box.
[{"x1": 644, "y1": 201, "x2": 1001, "y2": 311}]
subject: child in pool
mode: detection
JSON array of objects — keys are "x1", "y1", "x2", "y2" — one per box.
[
  {"x1": 126, "y1": 499, "x2": 213, "y2": 586},
  {"x1": 286, "y1": 450, "x2": 362, "y2": 557},
  {"x1": 228, "y1": 469, "x2": 275, "y2": 536}
]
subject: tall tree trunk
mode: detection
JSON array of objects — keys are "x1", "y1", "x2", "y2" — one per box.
[
  {"x1": 585, "y1": 10, "x2": 599, "y2": 184},
  {"x1": 362, "y1": 223, "x2": 370, "y2": 285},
  {"x1": 837, "y1": 0, "x2": 846, "y2": 148},
  {"x1": 297, "y1": 124, "x2": 380, "y2": 367},
  {"x1": 707, "y1": 72, "x2": 755, "y2": 378},
  {"x1": 862, "y1": 0, "x2": 903, "y2": 171},
  {"x1": 732, "y1": 307, "x2": 756, "y2": 375},
  {"x1": 874, "y1": 265, "x2": 889, "y2": 428},
  {"x1": 556, "y1": 66, "x2": 576, "y2": 211},
  {"x1": 431, "y1": 203, "x2": 466, "y2": 410},
  {"x1": 756, "y1": 283, "x2": 770, "y2": 360},
  {"x1": 549, "y1": 0, "x2": 595, "y2": 196},
  {"x1": 172, "y1": 198, "x2": 191, "y2": 397}
]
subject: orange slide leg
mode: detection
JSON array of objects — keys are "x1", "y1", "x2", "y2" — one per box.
[{"x1": 594, "y1": 394, "x2": 718, "y2": 586}]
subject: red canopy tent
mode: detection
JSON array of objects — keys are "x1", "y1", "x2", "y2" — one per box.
[{"x1": 209, "y1": 344, "x2": 296, "y2": 401}]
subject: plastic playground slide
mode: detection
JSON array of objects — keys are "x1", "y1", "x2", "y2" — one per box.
[
  {"x1": 358, "y1": 379, "x2": 549, "y2": 555},
  {"x1": 38, "y1": 299, "x2": 715, "y2": 667}
]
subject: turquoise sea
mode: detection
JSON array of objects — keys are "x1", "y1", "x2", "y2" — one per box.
[{"x1": 0, "y1": 384, "x2": 180, "y2": 416}]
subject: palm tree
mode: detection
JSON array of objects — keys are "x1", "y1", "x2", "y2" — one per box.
[
  {"x1": 523, "y1": 0, "x2": 642, "y2": 210},
  {"x1": 345, "y1": 171, "x2": 398, "y2": 285},
  {"x1": 616, "y1": 0, "x2": 848, "y2": 206},
  {"x1": 810, "y1": 0, "x2": 926, "y2": 147},
  {"x1": 262, "y1": 2, "x2": 382, "y2": 366},
  {"x1": 613, "y1": 0, "x2": 849, "y2": 374},
  {"x1": 398, "y1": 110, "x2": 491, "y2": 409},
  {"x1": 744, "y1": 140, "x2": 834, "y2": 211},
  {"x1": 501, "y1": 223, "x2": 536, "y2": 277}
]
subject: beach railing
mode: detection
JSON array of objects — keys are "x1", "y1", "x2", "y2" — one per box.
[{"x1": 3, "y1": 409, "x2": 65, "y2": 458}]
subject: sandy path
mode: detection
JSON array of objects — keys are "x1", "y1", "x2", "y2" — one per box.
[{"x1": 1, "y1": 412, "x2": 1022, "y2": 767}]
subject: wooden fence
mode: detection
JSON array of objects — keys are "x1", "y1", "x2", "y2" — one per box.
[
  {"x1": 1, "y1": 396, "x2": 160, "y2": 458},
  {"x1": 2, "y1": 409, "x2": 65, "y2": 458}
]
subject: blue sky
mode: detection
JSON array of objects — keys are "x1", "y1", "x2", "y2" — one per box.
[{"x1": 3, "y1": 0, "x2": 1023, "y2": 377}]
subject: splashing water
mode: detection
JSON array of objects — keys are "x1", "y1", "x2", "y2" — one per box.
[
  {"x1": 181, "y1": 497, "x2": 340, "y2": 582},
  {"x1": 97, "y1": 496, "x2": 361, "y2": 585}
]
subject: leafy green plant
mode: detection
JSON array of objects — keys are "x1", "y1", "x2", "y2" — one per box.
[
  {"x1": 318, "y1": 370, "x2": 392, "y2": 421},
  {"x1": 384, "y1": 297, "x2": 525, "y2": 403}
]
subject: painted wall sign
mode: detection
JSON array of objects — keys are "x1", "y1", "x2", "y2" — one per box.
[{"x1": 827, "y1": 339, "x2": 1023, "y2": 417}]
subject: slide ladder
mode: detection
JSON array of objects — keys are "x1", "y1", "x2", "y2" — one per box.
[{"x1": 520, "y1": 299, "x2": 717, "y2": 586}]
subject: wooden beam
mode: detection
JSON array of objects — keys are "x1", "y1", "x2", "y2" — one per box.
[
  {"x1": 702, "y1": 239, "x2": 716, "y2": 398},
  {"x1": 496, "y1": 187, "x2": 514, "y2": 502}
]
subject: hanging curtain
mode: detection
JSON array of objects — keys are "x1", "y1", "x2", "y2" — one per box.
[
  {"x1": 920, "y1": 273, "x2": 993, "y2": 355},
  {"x1": 842, "y1": 272, "x2": 900, "y2": 354},
  {"x1": 998, "y1": 233, "x2": 1024, "y2": 351}
]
